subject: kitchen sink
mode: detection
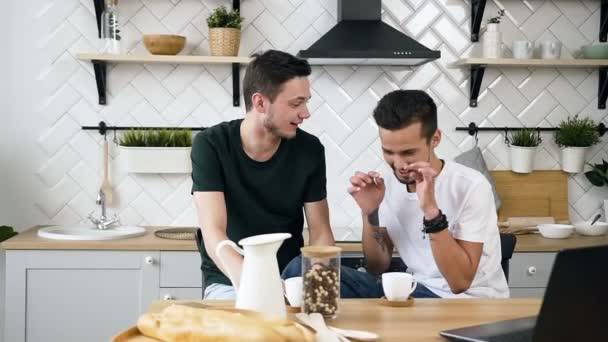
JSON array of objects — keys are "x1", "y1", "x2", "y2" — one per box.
[{"x1": 37, "y1": 225, "x2": 146, "y2": 241}]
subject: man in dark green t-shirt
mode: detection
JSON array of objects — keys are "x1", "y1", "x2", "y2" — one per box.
[{"x1": 191, "y1": 50, "x2": 335, "y2": 299}]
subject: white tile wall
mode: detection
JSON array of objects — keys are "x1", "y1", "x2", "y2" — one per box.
[{"x1": 29, "y1": 0, "x2": 608, "y2": 240}]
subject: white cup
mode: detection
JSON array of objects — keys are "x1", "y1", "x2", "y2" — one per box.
[
  {"x1": 512, "y1": 41, "x2": 533, "y2": 59},
  {"x1": 540, "y1": 41, "x2": 562, "y2": 59},
  {"x1": 284, "y1": 277, "x2": 303, "y2": 307},
  {"x1": 382, "y1": 272, "x2": 417, "y2": 301}
]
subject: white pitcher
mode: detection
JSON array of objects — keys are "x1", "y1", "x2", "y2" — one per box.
[{"x1": 216, "y1": 233, "x2": 291, "y2": 318}]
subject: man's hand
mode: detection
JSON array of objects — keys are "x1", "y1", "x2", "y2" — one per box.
[
  {"x1": 405, "y1": 162, "x2": 439, "y2": 219},
  {"x1": 348, "y1": 171, "x2": 385, "y2": 215}
]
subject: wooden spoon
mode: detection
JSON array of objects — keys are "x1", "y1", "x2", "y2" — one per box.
[{"x1": 101, "y1": 137, "x2": 113, "y2": 205}]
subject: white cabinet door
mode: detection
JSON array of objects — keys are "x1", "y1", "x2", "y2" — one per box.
[{"x1": 4, "y1": 250, "x2": 160, "y2": 342}]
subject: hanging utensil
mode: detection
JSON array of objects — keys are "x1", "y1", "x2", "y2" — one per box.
[{"x1": 101, "y1": 134, "x2": 113, "y2": 205}]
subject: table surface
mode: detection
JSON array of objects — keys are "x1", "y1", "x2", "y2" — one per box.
[{"x1": 149, "y1": 298, "x2": 542, "y2": 342}]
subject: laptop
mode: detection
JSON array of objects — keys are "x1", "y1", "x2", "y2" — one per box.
[{"x1": 440, "y1": 245, "x2": 608, "y2": 342}]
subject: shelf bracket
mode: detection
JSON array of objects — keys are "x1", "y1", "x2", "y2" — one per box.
[
  {"x1": 471, "y1": 0, "x2": 487, "y2": 42},
  {"x1": 469, "y1": 65, "x2": 486, "y2": 107},
  {"x1": 93, "y1": 0, "x2": 105, "y2": 38},
  {"x1": 602, "y1": 0, "x2": 608, "y2": 42},
  {"x1": 92, "y1": 60, "x2": 107, "y2": 105},
  {"x1": 233, "y1": 0, "x2": 240, "y2": 12},
  {"x1": 599, "y1": 67, "x2": 608, "y2": 109},
  {"x1": 232, "y1": 63, "x2": 240, "y2": 107}
]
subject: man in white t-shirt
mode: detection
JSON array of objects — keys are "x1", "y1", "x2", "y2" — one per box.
[{"x1": 348, "y1": 90, "x2": 509, "y2": 298}]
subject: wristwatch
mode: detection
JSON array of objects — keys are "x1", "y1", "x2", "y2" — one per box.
[{"x1": 422, "y1": 209, "x2": 448, "y2": 235}]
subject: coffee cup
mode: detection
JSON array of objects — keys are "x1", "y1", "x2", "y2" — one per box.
[
  {"x1": 512, "y1": 41, "x2": 533, "y2": 59},
  {"x1": 540, "y1": 41, "x2": 562, "y2": 59},
  {"x1": 382, "y1": 272, "x2": 417, "y2": 301},
  {"x1": 284, "y1": 276, "x2": 303, "y2": 307}
]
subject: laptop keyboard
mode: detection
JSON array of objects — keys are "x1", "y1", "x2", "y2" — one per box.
[{"x1": 486, "y1": 328, "x2": 534, "y2": 342}]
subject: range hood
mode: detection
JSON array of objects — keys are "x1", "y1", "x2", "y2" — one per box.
[{"x1": 298, "y1": 0, "x2": 440, "y2": 66}]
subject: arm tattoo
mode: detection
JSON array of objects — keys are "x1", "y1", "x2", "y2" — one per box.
[
  {"x1": 368, "y1": 208, "x2": 379, "y2": 226},
  {"x1": 372, "y1": 227, "x2": 389, "y2": 254}
]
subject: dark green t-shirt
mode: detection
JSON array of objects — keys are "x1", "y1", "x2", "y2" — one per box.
[{"x1": 191, "y1": 119, "x2": 327, "y2": 287}]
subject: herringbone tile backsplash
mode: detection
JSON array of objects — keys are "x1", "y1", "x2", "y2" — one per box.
[{"x1": 35, "y1": 0, "x2": 607, "y2": 240}]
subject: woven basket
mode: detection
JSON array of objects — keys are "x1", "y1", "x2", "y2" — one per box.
[{"x1": 209, "y1": 28, "x2": 241, "y2": 56}]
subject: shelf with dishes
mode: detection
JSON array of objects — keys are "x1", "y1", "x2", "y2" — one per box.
[{"x1": 455, "y1": 58, "x2": 608, "y2": 109}]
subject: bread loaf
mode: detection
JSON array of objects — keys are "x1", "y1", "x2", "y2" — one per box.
[{"x1": 137, "y1": 304, "x2": 313, "y2": 342}]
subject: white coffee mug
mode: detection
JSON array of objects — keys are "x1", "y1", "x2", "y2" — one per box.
[
  {"x1": 540, "y1": 41, "x2": 562, "y2": 59},
  {"x1": 284, "y1": 277, "x2": 303, "y2": 307},
  {"x1": 382, "y1": 272, "x2": 417, "y2": 301},
  {"x1": 512, "y1": 41, "x2": 533, "y2": 59}
]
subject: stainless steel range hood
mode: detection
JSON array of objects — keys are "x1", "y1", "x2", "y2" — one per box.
[{"x1": 298, "y1": 0, "x2": 440, "y2": 66}]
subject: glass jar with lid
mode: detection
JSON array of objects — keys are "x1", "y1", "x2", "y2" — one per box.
[{"x1": 300, "y1": 246, "x2": 341, "y2": 318}]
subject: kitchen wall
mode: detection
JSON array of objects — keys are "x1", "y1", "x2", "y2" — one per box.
[{"x1": 3, "y1": 0, "x2": 607, "y2": 239}]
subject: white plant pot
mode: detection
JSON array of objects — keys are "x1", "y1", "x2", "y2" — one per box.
[
  {"x1": 560, "y1": 147, "x2": 588, "y2": 173},
  {"x1": 483, "y1": 24, "x2": 502, "y2": 58},
  {"x1": 510, "y1": 146, "x2": 537, "y2": 173},
  {"x1": 120, "y1": 146, "x2": 192, "y2": 173},
  {"x1": 604, "y1": 199, "x2": 608, "y2": 222}
]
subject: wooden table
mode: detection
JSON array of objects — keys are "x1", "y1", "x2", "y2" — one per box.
[{"x1": 149, "y1": 298, "x2": 541, "y2": 342}]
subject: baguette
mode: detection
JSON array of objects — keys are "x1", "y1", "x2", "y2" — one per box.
[{"x1": 137, "y1": 304, "x2": 312, "y2": 342}]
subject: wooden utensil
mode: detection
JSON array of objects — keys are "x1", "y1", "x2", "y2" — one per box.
[
  {"x1": 101, "y1": 137, "x2": 113, "y2": 205},
  {"x1": 498, "y1": 217, "x2": 555, "y2": 228}
]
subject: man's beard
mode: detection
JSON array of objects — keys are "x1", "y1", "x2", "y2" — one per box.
[
  {"x1": 263, "y1": 112, "x2": 296, "y2": 139},
  {"x1": 394, "y1": 171, "x2": 416, "y2": 185}
]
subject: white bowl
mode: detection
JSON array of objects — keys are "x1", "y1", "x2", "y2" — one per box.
[
  {"x1": 574, "y1": 221, "x2": 608, "y2": 236},
  {"x1": 537, "y1": 224, "x2": 574, "y2": 239}
]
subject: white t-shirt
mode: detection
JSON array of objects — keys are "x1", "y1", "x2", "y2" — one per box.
[{"x1": 378, "y1": 161, "x2": 509, "y2": 298}]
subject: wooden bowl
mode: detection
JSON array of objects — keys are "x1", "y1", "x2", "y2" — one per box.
[{"x1": 143, "y1": 34, "x2": 186, "y2": 55}]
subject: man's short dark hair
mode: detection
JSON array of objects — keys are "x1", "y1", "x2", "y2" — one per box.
[
  {"x1": 242, "y1": 50, "x2": 312, "y2": 111},
  {"x1": 373, "y1": 90, "x2": 438, "y2": 142}
]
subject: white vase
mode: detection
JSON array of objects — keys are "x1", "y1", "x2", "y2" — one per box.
[
  {"x1": 120, "y1": 146, "x2": 192, "y2": 173},
  {"x1": 604, "y1": 199, "x2": 608, "y2": 222},
  {"x1": 560, "y1": 147, "x2": 588, "y2": 173},
  {"x1": 483, "y1": 23, "x2": 502, "y2": 58},
  {"x1": 510, "y1": 146, "x2": 537, "y2": 173}
]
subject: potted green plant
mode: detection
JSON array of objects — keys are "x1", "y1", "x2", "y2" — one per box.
[
  {"x1": 509, "y1": 128, "x2": 541, "y2": 173},
  {"x1": 207, "y1": 6, "x2": 244, "y2": 56},
  {"x1": 0, "y1": 225, "x2": 17, "y2": 243},
  {"x1": 585, "y1": 160, "x2": 608, "y2": 221},
  {"x1": 554, "y1": 115, "x2": 600, "y2": 173},
  {"x1": 483, "y1": 9, "x2": 506, "y2": 58},
  {"x1": 119, "y1": 129, "x2": 193, "y2": 173}
]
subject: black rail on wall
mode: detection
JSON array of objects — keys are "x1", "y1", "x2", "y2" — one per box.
[
  {"x1": 456, "y1": 122, "x2": 608, "y2": 137},
  {"x1": 82, "y1": 121, "x2": 206, "y2": 136}
]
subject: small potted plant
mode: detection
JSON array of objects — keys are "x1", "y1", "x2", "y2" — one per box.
[
  {"x1": 0, "y1": 225, "x2": 18, "y2": 243},
  {"x1": 585, "y1": 159, "x2": 608, "y2": 221},
  {"x1": 119, "y1": 129, "x2": 193, "y2": 173},
  {"x1": 483, "y1": 9, "x2": 506, "y2": 58},
  {"x1": 554, "y1": 115, "x2": 600, "y2": 173},
  {"x1": 509, "y1": 128, "x2": 541, "y2": 173},
  {"x1": 207, "y1": 6, "x2": 244, "y2": 56}
]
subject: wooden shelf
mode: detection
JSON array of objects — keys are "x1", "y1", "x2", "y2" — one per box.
[
  {"x1": 76, "y1": 53, "x2": 252, "y2": 65},
  {"x1": 78, "y1": 53, "x2": 248, "y2": 106},
  {"x1": 457, "y1": 58, "x2": 608, "y2": 109},
  {"x1": 470, "y1": 0, "x2": 608, "y2": 42},
  {"x1": 457, "y1": 58, "x2": 608, "y2": 67}
]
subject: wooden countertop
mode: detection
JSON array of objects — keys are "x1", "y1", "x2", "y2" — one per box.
[
  {"x1": 147, "y1": 298, "x2": 542, "y2": 342},
  {"x1": 2, "y1": 226, "x2": 607, "y2": 253}
]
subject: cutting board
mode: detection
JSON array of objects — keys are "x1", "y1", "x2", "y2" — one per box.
[{"x1": 491, "y1": 170, "x2": 568, "y2": 222}]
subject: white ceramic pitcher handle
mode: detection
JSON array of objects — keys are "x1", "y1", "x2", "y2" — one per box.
[
  {"x1": 215, "y1": 240, "x2": 244, "y2": 291},
  {"x1": 409, "y1": 278, "x2": 418, "y2": 298}
]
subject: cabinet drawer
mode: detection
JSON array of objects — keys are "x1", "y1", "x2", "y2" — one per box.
[
  {"x1": 509, "y1": 287, "x2": 546, "y2": 298},
  {"x1": 159, "y1": 288, "x2": 203, "y2": 301},
  {"x1": 509, "y1": 252, "x2": 556, "y2": 288},
  {"x1": 160, "y1": 252, "x2": 201, "y2": 288}
]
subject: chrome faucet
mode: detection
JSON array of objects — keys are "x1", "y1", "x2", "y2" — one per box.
[{"x1": 88, "y1": 189, "x2": 120, "y2": 230}]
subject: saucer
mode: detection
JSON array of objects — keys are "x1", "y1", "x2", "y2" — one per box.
[
  {"x1": 379, "y1": 296, "x2": 414, "y2": 307},
  {"x1": 286, "y1": 305, "x2": 301, "y2": 313}
]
